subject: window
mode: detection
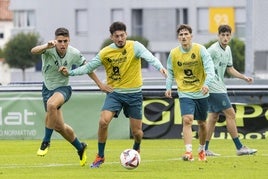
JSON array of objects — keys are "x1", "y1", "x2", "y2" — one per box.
[
  {"x1": 132, "y1": 8, "x2": 188, "y2": 41},
  {"x1": 143, "y1": 9, "x2": 177, "y2": 41},
  {"x1": 111, "y1": 9, "x2": 124, "y2": 22},
  {"x1": 234, "y1": 8, "x2": 246, "y2": 38},
  {"x1": 13, "y1": 10, "x2": 35, "y2": 28},
  {"x1": 255, "y1": 51, "x2": 268, "y2": 71},
  {"x1": 176, "y1": 8, "x2": 188, "y2": 25},
  {"x1": 197, "y1": 8, "x2": 209, "y2": 33},
  {"x1": 131, "y1": 9, "x2": 143, "y2": 36},
  {"x1": 75, "y1": 9, "x2": 88, "y2": 35}
]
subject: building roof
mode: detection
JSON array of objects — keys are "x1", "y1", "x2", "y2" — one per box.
[{"x1": 0, "y1": 0, "x2": 13, "y2": 21}]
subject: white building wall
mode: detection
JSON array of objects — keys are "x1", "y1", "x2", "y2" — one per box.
[
  {"x1": 9, "y1": 0, "x2": 249, "y2": 54},
  {"x1": 0, "y1": 21, "x2": 13, "y2": 48},
  {"x1": 8, "y1": 0, "x2": 268, "y2": 79},
  {"x1": 253, "y1": 1, "x2": 268, "y2": 51}
]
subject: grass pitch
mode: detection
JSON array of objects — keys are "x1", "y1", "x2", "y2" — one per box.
[{"x1": 0, "y1": 139, "x2": 267, "y2": 179}]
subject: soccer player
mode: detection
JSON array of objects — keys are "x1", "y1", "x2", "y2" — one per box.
[
  {"x1": 60, "y1": 21, "x2": 167, "y2": 168},
  {"x1": 31, "y1": 27, "x2": 111, "y2": 166},
  {"x1": 205, "y1": 24, "x2": 257, "y2": 156},
  {"x1": 165, "y1": 24, "x2": 215, "y2": 161}
]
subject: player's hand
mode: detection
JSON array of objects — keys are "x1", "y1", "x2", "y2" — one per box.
[
  {"x1": 59, "y1": 66, "x2": 69, "y2": 76},
  {"x1": 165, "y1": 90, "x2": 172, "y2": 98},
  {"x1": 201, "y1": 85, "x2": 209, "y2": 95},
  {"x1": 98, "y1": 83, "x2": 114, "y2": 93},
  {"x1": 160, "y1": 68, "x2": 168, "y2": 78},
  {"x1": 244, "y1": 76, "x2": 254, "y2": 84},
  {"x1": 47, "y1": 40, "x2": 57, "y2": 48}
]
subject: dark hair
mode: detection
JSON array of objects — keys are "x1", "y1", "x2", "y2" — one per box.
[
  {"x1": 109, "y1": 21, "x2": 126, "y2": 35},
  {"x1": 218, "y1": 25, "x2": 232, "y2": 34},
  {"x1": 176, "y1": 24, "x2": 192, "y2": 35},
  {"x1": 55, "y1": 27, "x2": 69, "y2": 37}
]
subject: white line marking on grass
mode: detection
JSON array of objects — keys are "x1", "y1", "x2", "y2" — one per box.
[
  {"x1": 0, "y1": 154, "x2": 265, "y2": 169},
  {"x1": 0, "y1": 97, "x2": 42, "y2": 101},
  {"x1": 0, "y1": 163, "x2": 76, "y2": 169}
]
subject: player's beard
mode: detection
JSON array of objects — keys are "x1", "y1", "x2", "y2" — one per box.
[{"x1": 116, "y1": 41, "x2": 125, "y2": 48}]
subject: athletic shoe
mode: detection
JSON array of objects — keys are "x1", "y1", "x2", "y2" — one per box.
[
  {"x1": 77, "y1": 142, "x2": 88, "y2": 166},
  {"x1": 90, "y1": 154, "x2": 105, "y2": 168},
  {"x1": 236, "y1": 146, "x2": 257, "y2": 156},
  {"x1": 37, "y1": 141, "x2": 50, "y2": 156},
  {"x1": 205, "y1": 150, "x2": 220, "y2": 156},
  {"x1": 182, "y1": 152, "x2": 194, "y2": 161},
  {"x1": 198, "y1": 150, "x2": 207, "y2": 161}
]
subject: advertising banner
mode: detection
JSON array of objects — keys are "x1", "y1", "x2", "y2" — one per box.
[
  {"x1": 142, "y1": 91, "x2": 268, "y2": 139},
  {"x1": 1, "y1": 88, "x2": 268, "y2": 140},
  {"x1": 0, "y1": 91, "x2": 130, "y2": 140}
]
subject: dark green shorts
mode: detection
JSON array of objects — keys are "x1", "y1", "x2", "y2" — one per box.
[
  {"x1": 179, "y1": 97, "x2": 208, "y2": 120},
  {"x1": 102, "y1": 91, "x2": 142, "y2": 119},
  {"x1": 42, "y1": 83, "x2": 72, "y2": 111}
]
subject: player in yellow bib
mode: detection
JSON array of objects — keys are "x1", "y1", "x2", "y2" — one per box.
[
  {"x1": 60, "y1": 21, "x2": 167, "y2": 168},
  {"x1": 165, "y1": 24, "x2": 215, "y2": 162}
]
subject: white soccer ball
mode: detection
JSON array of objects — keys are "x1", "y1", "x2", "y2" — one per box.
[{"x1": 120, "y1": 149, "x2": 141, "y2": 170}]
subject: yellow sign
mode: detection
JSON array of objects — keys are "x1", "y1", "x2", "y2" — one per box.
[{"x1": 209, "y1": 7, "x2": 235, "y2": 33}]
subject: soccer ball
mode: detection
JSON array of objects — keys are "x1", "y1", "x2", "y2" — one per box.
[{"x1": 120, "y1": 149, "x2": 141, "y2": 170}]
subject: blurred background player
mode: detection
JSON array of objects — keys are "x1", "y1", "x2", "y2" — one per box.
[
  {"x1": 165, "y1": 24, "x2": 215, "y2": 161},
  {"x1": 205, "y1": 24, "x2": 257, "y2": 156}
]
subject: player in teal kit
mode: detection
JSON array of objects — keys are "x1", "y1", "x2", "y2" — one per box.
[
  {"x1": 205, "y1": 24, "x2": 257, "y2": 156},
  {"x1": 60, "y1": 22, "x2": 167, "y2": 168},
  {"x1": 31, "y1": 27, "x2": 111, "y2": 166}
]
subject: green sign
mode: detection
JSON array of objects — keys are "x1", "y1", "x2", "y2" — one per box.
[{"x1": 0, "y1": 91, "x2": 129, "y2": 140}]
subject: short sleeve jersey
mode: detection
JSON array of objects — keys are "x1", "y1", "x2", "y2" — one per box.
[
  {"x1": 207, "y1": 42, "x2": 233, "y2": 93},
  {"x1": 41, "y1": 46, "x2": 85, "y2": 90}
]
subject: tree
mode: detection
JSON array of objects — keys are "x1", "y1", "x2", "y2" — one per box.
[
  {"x1": 100, "y1": 36, "x2": 150, "y2": 68},
  {"x1": 204, "y1": 37, "x2": 245, "y2": 76},
  {"x1": 4, "y1": 32, "x2": 41, "y2": 81},
  {"x1": 0, "y1": 48, "x2": 4, "y2": 58}
]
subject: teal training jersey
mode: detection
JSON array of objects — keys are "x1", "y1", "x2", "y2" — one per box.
[
  {"x1": 41, "y1": 46, "x2": 86, "y2": 90},
  {"x1": 207, "y1": 41, "x2": 233, "y2": 93}
]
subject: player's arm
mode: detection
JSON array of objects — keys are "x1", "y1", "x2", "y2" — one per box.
[
  {"x1": 134, "y1": 41, "x2": 167, "y2": 78},
  {"x1": 227, "y1": 66, "x2": 253, "y2": 84},
  {"x1": 201, "y1": 46, "x2": 215, "y2": 87},
  {"x1": 165, "y1": 54, "x2": 174, "y2": 98},
  {"x1": 88, "y1": 72, "x2": 113, "y2": 93},
  {"x1": 31, "y1": 40, "x2": 57, "y2": 54}
]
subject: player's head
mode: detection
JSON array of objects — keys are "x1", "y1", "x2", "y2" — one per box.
[
  {"x1": 109, "y1": 22, "x2": 127, "y2": 48},
  {"x1": 176, "y1": 24, "x2": 193, "y2": 47},
  {"x1": 55, "y1": 27, "x2": 70, "y2": 37},
  {"x1": 54, "y1": 27, "x2": 70, "y2": 55},
  {"x1": 217, "y1": 25, "x2": 232, "y2": 47},
  {"x1": 218, "y1": 24, "x2": 232, "y2": 34},
  {"x1": 176, "y1": 24, "x2": 192, "y2": 35}
]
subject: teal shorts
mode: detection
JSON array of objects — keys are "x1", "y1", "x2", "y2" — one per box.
[
  {"x1": 208, "y1": 93, "x2": 232, "y2": 113},
  {"x1": 179, "y1": 97, "x2": 208, "y2": 120},
  {"x1": 102, "y1": 91, "x2": 142, "y2": 119},
  {"x1": 42, "y1": 83, "x2": 72, "y2": 112}
]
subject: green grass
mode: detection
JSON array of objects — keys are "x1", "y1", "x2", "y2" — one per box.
[{"x1": 0, "y1": 139, "x2": 267, "y2": 179}]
